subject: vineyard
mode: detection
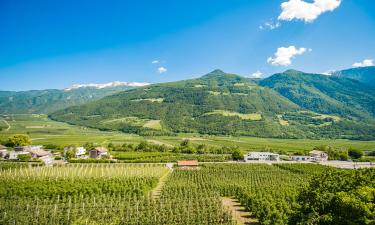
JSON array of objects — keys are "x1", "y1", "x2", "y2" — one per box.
[{"x1": 0, "y1": 163, "x2": 373, "y2": 224}]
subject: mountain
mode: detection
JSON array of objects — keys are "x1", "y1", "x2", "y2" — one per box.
[
  {"x1": 50, "y1": 69, "x2": 375, "y2": 140},
  {"x1": 0, "y1": 84, "x2": 145, "y2": 114},
  {"x1": 259, "y1": 69, "x2": 375, "y2": 120},
  {"x1": 332, "y1": 66, "x2": 375, "y2": 87}
]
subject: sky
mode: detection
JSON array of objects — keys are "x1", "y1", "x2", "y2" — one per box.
[{"x1": 0, "y1": 0, "x2": 374, "y2": 91}]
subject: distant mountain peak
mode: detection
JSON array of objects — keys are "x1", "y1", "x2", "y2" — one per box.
[{"x1": 65, "y1": 81, "x2": 150, "y2": 91}]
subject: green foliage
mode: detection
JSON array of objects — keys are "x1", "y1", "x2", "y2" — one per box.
[
  {"x1": 290, "y1": 169, "x2": 375, "y2": 225},
  {"x1": 65, "y1": 149, "x2": 75, "y2": 160},
  {"x1": 231, "y1": 147, "x2": 243, "y2": 160},
  {"x1": 7, "y1": 134, "x2": 32, "y2": 147},
  {"x1": 349, "y1": 148, "x2": 364, "y2": 159},
  {"x1": 17, "y1": 154, "x2": 31, "y2": 161}
]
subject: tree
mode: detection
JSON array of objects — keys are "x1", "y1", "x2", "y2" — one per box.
[
  {"x1": 7, "y1": 134, "x2": 31, "y2": 147},
  {"x1": 290, "y1": 169, "x2": 375, "y2": 225},
  {"x1": 231, "y1": 148, "x2": 243, "y2": 160},
  {"x1": 65, "y1": 149, "x2": 75, "y2": 160},
  {"x1": 348, "y1": 148, "x2": 363, "y2": 159}
]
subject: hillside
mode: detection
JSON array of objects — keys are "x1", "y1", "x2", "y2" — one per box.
[
  {"x1": 50, "y1": 70, "x2": 375, "y2": 139},
  {"x1": 332, "y1": 66, "x2": 375, "y2": 87},
  {"x1": 259, "y1": 69, "x2": 375, "y2": 120},
  {"x1": 0, "y1": 86, "x2": 137, "y2": 114}
]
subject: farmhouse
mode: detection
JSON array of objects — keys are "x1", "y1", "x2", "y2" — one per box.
[
  {"x1": 244, "y1": 152, "x2": 280, "y2": 162},
  {"x1": 89, "y1": 147, "x2": 108, "y2": 159},
  {"x1": 309, "y1": 150, "x2": 328, "y2": 161},
  {"x1": 75, "y1": 147, "x2": 86, "y2": 158}
]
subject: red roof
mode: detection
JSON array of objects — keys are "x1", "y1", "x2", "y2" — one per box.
[{"x1": 177, "y1": 160, "x2": 199, "y2": 166}]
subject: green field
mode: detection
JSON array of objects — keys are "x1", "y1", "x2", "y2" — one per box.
[{"x1": 1, "y1": 114, "x2": 375, "y2": 152}]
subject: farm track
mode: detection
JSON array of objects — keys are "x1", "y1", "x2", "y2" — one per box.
[
  {"x1": 150, "y1": 166, "x2": 173, "y2": 199},
  {"x1": 222, "y1": 197, "x2": 259, "y2": 225}
]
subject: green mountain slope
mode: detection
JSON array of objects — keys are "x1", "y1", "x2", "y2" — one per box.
[
  {"x1": 50, "y1": 70, "x2": 375, "y2": 140},
  {"x1": 332, "y1": 66, "x2": 375, "y2": 87},
  {"x1": 50, "y1": 70, "x2": 303, "y2": 138},
  {"x1": 259, "y1": 69, "x2": 375, "y2": 119},
  {"x1": 0, "y1": 86, "x2": 135, "y2": 114}
]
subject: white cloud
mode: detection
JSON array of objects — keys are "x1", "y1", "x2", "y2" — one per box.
[
  {"x1": 250, "y1": 71, "x2": 263, "y2": 78},
  {"x1": 267, "y1": 46, "x2": 310, "y2": 66},
  {"x1": 259, "y1": 20, "x2": 281, "y2": 30},
  {"x1": 157, "y1": 67, "x2": 167, "y2": 74},
  {"x1": 278, "y1": 0, "x2": 341, "y2": 23},
  {"x1": 151, "y1": 60, "x2": 159, "y2": 64},
  {"x1": 352, "y1": 59, "x2": 374, "y2": 68}
]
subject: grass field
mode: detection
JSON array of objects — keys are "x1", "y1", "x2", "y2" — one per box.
[
  {"x1": 204, "y1": 110, "x2": 262, "y2": 120},
  {"x1": 1, "y1": 114, "x2": 375, "y2": 152}
]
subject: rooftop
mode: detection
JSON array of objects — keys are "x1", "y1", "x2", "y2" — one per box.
[{"x1": 177, "y1": 160, "x2": 199, "y2": 166}]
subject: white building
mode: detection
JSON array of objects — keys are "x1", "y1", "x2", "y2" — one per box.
[
  {"x1": 75, "y1": 147, "x2": 86, "y2": 158},
  {"x1": 244, "y1": 152, "x2": 280, "y2": 162}
]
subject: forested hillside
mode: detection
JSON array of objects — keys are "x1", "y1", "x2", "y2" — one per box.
[
  {"x1": 332, "y1": 66, "x2": 375, "y2": 87},
  {"x1": 50, "y1": 70, "x2": 375, "y2": 140},
  {"x1": 0, "y1": 86, "x2": 135, "y2": 114}
]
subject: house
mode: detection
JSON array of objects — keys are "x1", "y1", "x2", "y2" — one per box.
[
  {"x1": 244, "y1": 152, "x2": 280, "y2": 162},
  {"x1": 75, "y1": 147, "x2": 86, "y2": 158},
  {"x1": 309, "y1": 150, "x2": 328, "y2": 161},
  {"x1": 290, "y1": 155, "x2": 312, "y2": 161},
  {"x1": 176, "y1": 160, "x2": 199, "y2": 169},
  {"x1": 89, "y1": 147, "x2": 108, "y2": 159},
  {"x1": 39, "y1": 155, "x2": 54, "y2": 166},
  {"x1": 0, "y1": 144, "x2": 6, "y2": 150}
]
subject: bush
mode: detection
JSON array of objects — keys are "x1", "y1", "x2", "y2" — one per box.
[{"x1": 348, "y1": 148, "x2": 363, "y2": 159}]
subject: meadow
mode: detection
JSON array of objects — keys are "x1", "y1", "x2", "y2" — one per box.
[{"x1": 1, "y1": 114, "x2": 375, "y2": 153}]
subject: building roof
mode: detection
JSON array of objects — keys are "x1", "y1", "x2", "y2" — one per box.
[
  {"x1": 0, "y1": 145, "x2": 6, "y2": 150},
  {"x1": 309, "y1": 150, "x2": 326, "y2": 155},
  {"x1": 177, "y1": 160, "x2": 199, "y2": 166},
  {"x1": 27, "y1": 149, "x2": 51, "y2": 157},
  {"x1": 93, "y1": 147, "x2": 108, "y2": 153}
]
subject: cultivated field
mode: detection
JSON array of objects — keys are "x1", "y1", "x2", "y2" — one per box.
[
  {"x1": 1, "y1": 114, "x2": 375, "y2": 153},
  {"x1": 2, "y1": 163, "x2": 372, "y2": 224}
]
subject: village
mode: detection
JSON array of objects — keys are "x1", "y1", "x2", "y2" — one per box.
[
  {"x1": 0, "y1": 144, "x2": 111, "y2": 166},
  {"x1": 0, "y1": 143, "x2": 373, "y2": 169}
]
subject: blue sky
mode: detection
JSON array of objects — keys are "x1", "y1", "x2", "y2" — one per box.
[{"x1": 0, "y1": 0, "x2": 374, "y2": 91}]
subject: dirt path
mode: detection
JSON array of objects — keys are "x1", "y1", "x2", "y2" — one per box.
[
  {"x1": 1, "y1": 119, "x2": 11, "y2": 131},
  {"x1": 222, "y1": 197, "x2": 258, "y2": 225},
  {"x1": 150, "y1": 167, "x2": 173, "y2": 199}
]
